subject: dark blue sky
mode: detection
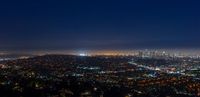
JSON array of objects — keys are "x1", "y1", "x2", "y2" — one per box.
[{"x1": 0, "y1": 0, "x2": 199, "y2": 51}]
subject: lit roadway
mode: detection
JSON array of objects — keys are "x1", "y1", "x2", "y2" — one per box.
[
  {"x1": 128, "y1": 61, "x2": 195, "y2": 96},
  {"x1": 128, "y1": 61, "x2": 162, "y2": 72}
]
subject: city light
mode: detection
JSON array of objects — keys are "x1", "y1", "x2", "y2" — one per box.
[{"x1": 79, "y1": 53, "x2": 87, "y2": 56}]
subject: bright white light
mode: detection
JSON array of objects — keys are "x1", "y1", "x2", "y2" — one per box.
[{"x1": 79, "y1": 53, "x2": 86, "y2": 56}]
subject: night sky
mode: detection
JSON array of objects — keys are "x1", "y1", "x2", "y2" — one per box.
[{"x1": 0, "y1": 0, "x2": 200, "y2": 51}]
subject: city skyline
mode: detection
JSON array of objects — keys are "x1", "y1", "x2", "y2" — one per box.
[{"x1": 2, "y1": 49, "x2": 200, "y2": 57}]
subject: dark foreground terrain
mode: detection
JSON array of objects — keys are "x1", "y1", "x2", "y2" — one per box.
[{"x1": 0, "y1": 55, "x2": 200, "y2": 97}]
